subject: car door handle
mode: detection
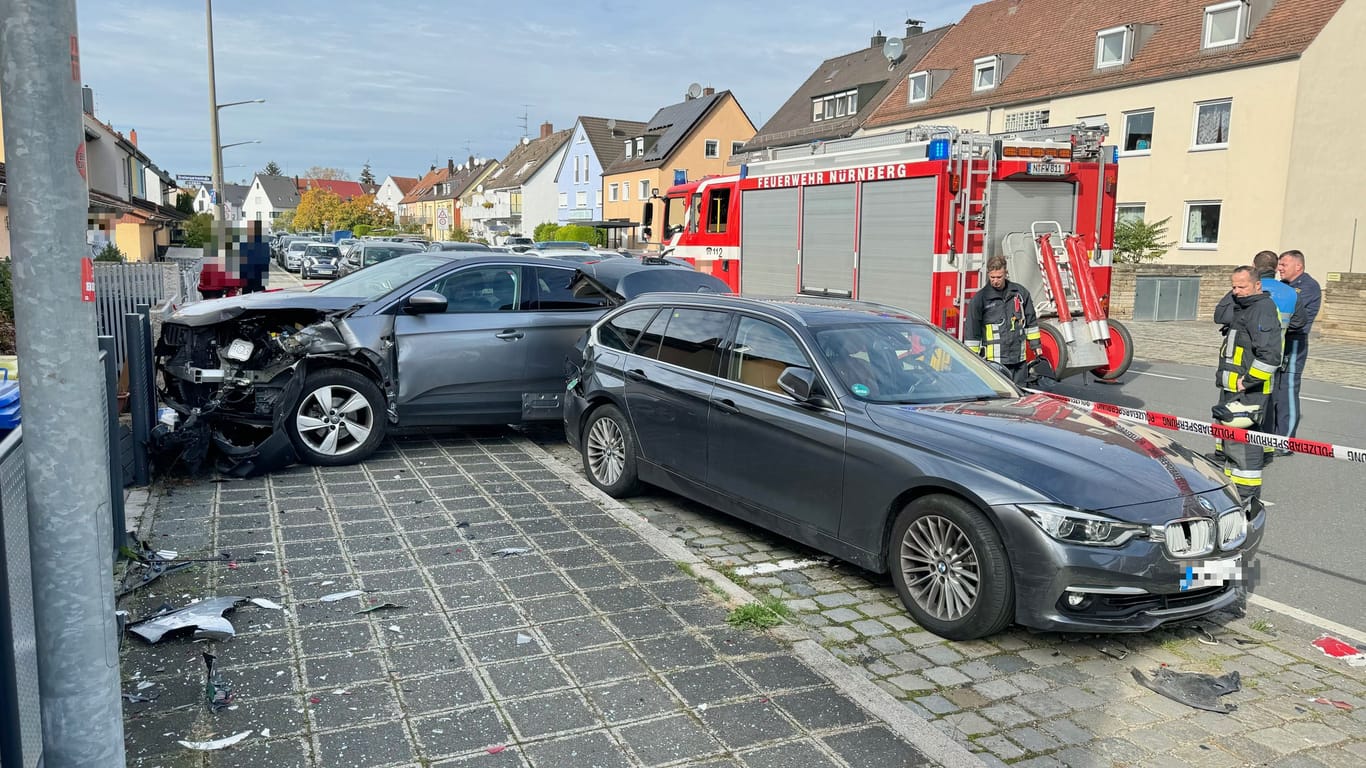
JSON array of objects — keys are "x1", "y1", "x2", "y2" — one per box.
[
  {"x1": 625, "y1": 369, "x2": 648, "y2": 382},
  {"x1": 712, "y1": 398, "x2": 740, "y2": 415},
  {"x1": 495, "y1": 330, "x2": 524, "y2": 340}
]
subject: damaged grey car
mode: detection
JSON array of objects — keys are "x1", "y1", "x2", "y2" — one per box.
[{"x1": 155, "y1": 253, "x2": 730, "y2": 474}]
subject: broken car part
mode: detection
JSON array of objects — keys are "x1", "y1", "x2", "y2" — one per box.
[
  {"x1": 126, "y1": 597, "x2": 245, "y2": 643},
  {"x1": 178, "y1": 731, "x2": 252, "y2": 751},
  {"x1": 320, "y1": 590, "x2": 365, "y2": 603},
  {"x1": 1130, "y1": 667, "x2": 1241, "y2": 713},
  {"x1": 203, "y1": 652, "x2": 234, "y2": 712}
]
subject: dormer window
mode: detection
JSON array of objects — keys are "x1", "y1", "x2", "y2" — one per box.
[
  {"x1": 624, "y1": 140, "x2": 633, "y2": 158},
  {"x1": 907, "y1": 71, "x2": 929, "y2": 104},
  {"x1": 811, "y1": 90, "x2": 858, "y2": 122},
  {"x1": 1096, "y1": 26, "x2": 1131, "y2": 68},
  {"x1": 635, "y1": 137, "x2": 645, "y2": 156},
  {"x1": 1203, "y1": 1, "x2": 1245, "y2": 49},
  {"x1": 973, "y1": 56, "x2": 998, "y2": 92}
]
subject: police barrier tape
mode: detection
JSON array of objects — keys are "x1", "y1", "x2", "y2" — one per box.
[{"x1": 1033, "y1": 391, "x2": 1366, "y2": 467}]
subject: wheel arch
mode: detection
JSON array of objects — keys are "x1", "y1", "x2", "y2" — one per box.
[
  {"x1": 300, "y1": 354, "x2": 394, "y2": 421},
  {"x1": 577, "y1": 391, "x2": 630, "y2": 441},
  {"x1": 877, "y1": 480, "x2": 1010, "y2": 570}
]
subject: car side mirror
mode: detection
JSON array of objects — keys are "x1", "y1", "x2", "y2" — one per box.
[
  {"x1": 777, "y1": 366, "x2": 817, "y2": 402},
  {"x1": 405, "y1": 290, "x2": 448, "y2": 315}
]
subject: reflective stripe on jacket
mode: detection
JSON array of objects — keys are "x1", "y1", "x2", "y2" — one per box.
[
  {"x1": 1213, "y1": 291, "x2": 1280, "y2": 395},
  {"x1": 964, "y1": 281, "x2": 1040, "y2": 365}
]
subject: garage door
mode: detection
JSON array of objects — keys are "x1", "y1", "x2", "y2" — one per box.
[
  {"x1": 857, "y1": 177, "x2": 937, "y2": 317},
  {"x1": 800, "y1": 184, "x2": 856, "y2": 297},
  {"x1": 989, "y1": 180, "x2": 1076, "y2": 252},
  {"x1": 740, "y1": 188, "x2": 799, "y2": 295}
]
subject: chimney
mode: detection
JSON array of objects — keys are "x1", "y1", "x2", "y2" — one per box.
[
  {"x1": 539, "y1": 121, "x2": 553, "y2": 139},
  {"x1": 448, "y1": 158, "x2": 455, "y2": 174},
  {"x1": 129, "y1": 128, "x2": 138, "y2": 146},
  {"x1": 702, "y1": 87, "x2": 715, "y2": 96},
  {"x1": 870, "y1": 29, "x2": 887, "y2": 48},
  {"x1": 906, "y1": 18, "x2": 924, "y2": 36}
]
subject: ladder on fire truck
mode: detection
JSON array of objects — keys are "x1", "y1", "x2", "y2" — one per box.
[
  {"x1": 939, "y1": 129, "x2": 999, "y2": 338},
  {"x1": 999, "y1": 222, "x2": 1113, "y2": 370}
]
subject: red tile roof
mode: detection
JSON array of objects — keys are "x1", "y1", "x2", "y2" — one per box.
[
  {"x1": 296, "y1": 178, "x2": 368, "y2": 200},
  {"x1": 398, "y1": 168, "x2": 450, "y2": 205},
  {"x1": 391, "y1": 176, "x2": 419, "y2": 194},
  {"x1": 866, "y1": 0, "x2": 1346, "y2": 128}
]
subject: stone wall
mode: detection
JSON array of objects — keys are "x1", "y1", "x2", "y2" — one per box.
[{"x1": 1320, "y1": 272, "x2": 1366, "y2": 342}]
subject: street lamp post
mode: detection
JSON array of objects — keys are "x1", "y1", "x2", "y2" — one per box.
[{"x1": 205, "y1": 0, "x2": 263, "y2": 221}]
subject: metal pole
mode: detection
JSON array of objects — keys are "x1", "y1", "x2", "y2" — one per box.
[
  {"x1": 206, "y1": 0, "x2": 224, "y2": 222},
  {"x1": 0, "y1": 1, "x2": 126, "y2": 765}
]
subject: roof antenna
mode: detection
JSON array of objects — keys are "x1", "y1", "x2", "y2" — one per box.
[{"x1": 518, "y1": 104, "x2": 534, "y2": 139}]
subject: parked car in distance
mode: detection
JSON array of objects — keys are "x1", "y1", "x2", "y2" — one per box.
[
  {"x1": 505, "y1": 236, "x2": 535, "y2": 253},
  {"x1": 533, "y1": 248, "x2": 618, "y2": 264},
  {"x1": 337, "y1": 241, "x2": 428, "y2": 277},
  {"x1": 336, "y1": 238, "x2": 360, "y2": 257},
  {"x1": 282, "y1": 239, "x2": 318, "y2": 272},
  {"x1": 428, "y1": 241, "x2": 493, "y2": 253},
  {"x1": 301, "y1": 243, "x2": 344, "y2": 280},
  {"x1": 535, "y1": 240, "x2": 593, "y2": 251},
  {"x1": 566, "y1": 295, "x2": 1263, "y2": 640},
  {"x1": 156, "y1": 255, "x2": 732, "y2": 473}
]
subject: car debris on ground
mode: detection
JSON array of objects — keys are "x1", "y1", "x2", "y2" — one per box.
[
  {"x1": 1130, "y1": 666, "x2": 1242, "y2": 713},
  {"x1": 126, "y1": 597, "x2": 245, "y2": 643}
]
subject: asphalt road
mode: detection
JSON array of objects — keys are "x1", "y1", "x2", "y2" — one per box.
[{"x1": 1052, "y1": 360, "x2": 1366, "y2": 631}]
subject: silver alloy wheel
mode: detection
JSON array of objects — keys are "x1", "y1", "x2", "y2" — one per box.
[
  {"x1": 295, "y1": 384, "x2": 374, "y2": 457},
  {"x1": 899, "y1": 514, "x2": 980, "y2": 622},
  {"x1": 585, "y1": 416, "x2": 626, "y2": 485}
]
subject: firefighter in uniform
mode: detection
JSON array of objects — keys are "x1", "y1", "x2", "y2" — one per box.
[
  {"x1": 1271, "y1": 249, "x2": 1322, "y2": 455},
  {"x1": 964, "y1": 255, "x2": 1042, "y2": 386},
  {"x1": 1212, "y1": 266, "x2": 1281, "y2": 504}
]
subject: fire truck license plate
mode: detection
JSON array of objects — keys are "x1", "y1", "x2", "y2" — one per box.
[{"x1": 1028, "y1": 162, "x2": 1067, "y2": 176}]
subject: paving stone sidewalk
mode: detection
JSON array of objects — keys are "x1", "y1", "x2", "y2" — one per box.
[
  {"x1": 527, "y1": 428, "x2": 1366, "y2": 768},
  {"x1": 119, "y1": 432, "x2": 943, "y2": 768},
  {"x1": 1124, "y1": 320, "x2": 1365, "y2": 385}
]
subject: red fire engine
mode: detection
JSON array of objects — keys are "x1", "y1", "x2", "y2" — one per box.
[{"x1": 639, "y1": 124, "x2": 1131, "y2": 381}]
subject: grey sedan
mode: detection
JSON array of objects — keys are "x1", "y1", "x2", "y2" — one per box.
[
  {"x1": 155, "y1": 254, "x2": 729, "y2": 474},
  {"x1": 565, "y1": 295, "x2": 1262, "y2": 639}
]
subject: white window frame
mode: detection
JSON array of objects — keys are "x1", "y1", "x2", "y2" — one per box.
[
  {"x1": 1116, "y1": 204, "x2": 1146, "y2": 224},
  {"x1": 973, "y1": 56, "x2": 998, "y2": 92},
  {"x1": 704, "y1": 139, "x2": 719, "y2": 158},
  {"x1": 620, "y1": 182, "x2": 629, "y2": 202},
  {"x1": 731, "y1": 141, "x2": 744, "y2": 156},
  {"x1": 1121, "y1": 108, "x2": 1155, "y2": 156},
  {"x1": 635, "y1": 138, "x2": 645, "y2": 156},
  {"x1": 639, "y1": 179, "x2": 650, "y2": 200},
  {"x1": 1191, "y1": 98, "x2": 1232, "y2": 151},
  {"x1": 575, "y1": 190, "x2": 588, "y2": 208},
  {"x1": 907, "y1": 71, "x2": 929, "y2": 103},
  {"x1": 624, "y1": 140, "x2": 633, "y2": 159},
  {"x1": 1203, "y1": 1, "x2": 1245, "y2": 50},
  {"x1": 608, "y1": 183, "x2": 619, "y2": 202},
  {"x1": 1182, "y1": 200, "x2": 1223, "y2": 249},
  {"x1": 558, "y1": 192, "x2": 568, "y2": 208},
  {"x1": 1096, "y1": 26, "x2": 1130, "y2": 68},
  {"x1": 573, "y1": 154, "x2": 581, "y2": 183}
]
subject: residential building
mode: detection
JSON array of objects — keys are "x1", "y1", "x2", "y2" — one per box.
[
  {"x1": 397, "y1": 159, "x2": 499, "y2": 239},
  {"x1": 375, "y1": 175, "x2": 418, "y2": 218},
  {"x1": 242, "y1": 174, "x2": 301, "y2": 232},
  {"x1": 295, "y1": 177, "x2": 368, "y2": 201},
  {"x1": 193, "y1": 183, "x2": 250, "y2": 221},
  {"x1": 741, "y1": 21, "x2": 949, "y2": 153},
  {"x1": 601, "y1": 88, "x2": 756, "y2": 248},
  {"x1": 441, "y1": 158, "x2": 499, "y2": 239},
  {"x1": 464, "y1": 124, "x2": 573, "y2": 241},
  {"x1": 555, "y1": 116, "x2": 648, "y2": 227},
  {"x1": 859, "y1": 0, "x2": 1361, "y2": 273}
]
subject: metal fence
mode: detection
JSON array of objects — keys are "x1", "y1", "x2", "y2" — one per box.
[
  {"x1": 162, "y1": 248, "x2": 204, "y2": 306},
  {"x1": 93, "y1": 261, "x2": 181, "y2": 370},
  {"x1": 0, "y1": 427, "x2": 42, "y2": 768}
]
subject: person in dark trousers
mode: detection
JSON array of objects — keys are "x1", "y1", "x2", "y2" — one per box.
[
  {"x1": 964, "y1": 255, "x2": 1042, "y2": 387},
  {"x1": 1271, "y1": 249, "x2": 1321, "y2": 455},
  {"x1": 240, "y1": 219, "x2": 271, "y2": 293},
  {"x1": 1212, "y1": 266, "x2": 1281, "y2": 505},
  {"x1": 1251, "y1": 250, "x2": 1297, "y2": 464}
]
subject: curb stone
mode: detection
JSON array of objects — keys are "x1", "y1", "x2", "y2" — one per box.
[{"x1": 520, "y1": 436, "x2": 988, "y2": 768}]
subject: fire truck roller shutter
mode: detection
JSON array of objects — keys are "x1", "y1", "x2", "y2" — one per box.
[
  {"x1": 740, "y1": 187, "x2": 800, "y2": 295},
  {"x1": 989, "y1": 181, "x2": 1078, "y2": 318},
  {"x1": 800, "y1": 184, "x2": 857, "y2": 297},
  {"x1": 856, "y1": 177, "x2": 937, "y2": 317}
]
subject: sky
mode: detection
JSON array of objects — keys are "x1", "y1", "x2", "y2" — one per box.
[{"x1": 75, "y1": 0, "x2": 974, "y2": 185}]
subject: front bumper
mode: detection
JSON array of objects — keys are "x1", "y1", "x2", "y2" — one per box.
[{"x1": 996, "y1": 502, "x2": 1264, "y2": 633}]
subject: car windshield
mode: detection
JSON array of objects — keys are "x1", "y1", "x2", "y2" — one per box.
[
  {"x1": 362, "y1": 246, "x2": 422, "y2": 265},
  {"x1": 306, "y1": 246, "x2": 340, "y2": 258},
  {"x1": 813, "y1": 321, "x2": 1016, "y2": 404},
  {"x1": 313, "y1": 253, "x2": 450, "y2": 301},
  {"x1": 288, "y1": 242, "x2": 310, "y2": 252}
]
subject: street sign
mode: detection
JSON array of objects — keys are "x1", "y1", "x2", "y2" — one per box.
[
  {"x1": 436, "y1": 208, "x2": 450, "y2": 229},
  {"x1": 176, "y1": 174, "x2": 212, "y2": 186}
]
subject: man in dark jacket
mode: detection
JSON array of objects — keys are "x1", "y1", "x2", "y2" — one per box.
[
  {"x1": 1212, "y1": 266, "x2": 1281, "y2": 503},
  {"x1": 1270, "y1": 249, "x2": 1321, "y2": 454},
  {"x1": 964, "y1": 255, "x2": 1042, "y2": 386}
]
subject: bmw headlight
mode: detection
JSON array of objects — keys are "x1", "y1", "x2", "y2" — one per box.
[{"x1": 1019, "y1": 504, "x2": 1147, "y2": 548}]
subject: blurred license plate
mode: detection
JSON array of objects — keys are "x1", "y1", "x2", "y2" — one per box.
[
  {"x1": 1028, "y1": 162, "x2": 1066, "y2": 176},
  {"x1": 1179, "y1": 555, "x2": 1242, "y2": 591}
]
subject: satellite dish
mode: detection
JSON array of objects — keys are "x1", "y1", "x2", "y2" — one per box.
[
  {"x1": 882, "y1": 37, "x2": 904, "y2": 65},
  {"x1": 687, "y1": 82, "x2": 703, "y2": 99},
  {"x1": 606, "y1": 118, "x2": 617, "y2": 131},
  {"x1": 476, "y1": 184, "x2": 484, "y2": 194}
]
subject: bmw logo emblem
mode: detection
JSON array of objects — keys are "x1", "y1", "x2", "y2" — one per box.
[{"x1": 1197, "y1": 497, "x2": 1216, "y2": 515}]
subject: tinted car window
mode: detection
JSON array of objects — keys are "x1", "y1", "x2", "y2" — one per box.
[
  {"x1": 305, "y1": 245, "x2": 341, "y2": 259},
  {"x1": 814, "y1": 321, "x2": 1014, "y2": 402},
  {"x1": 533, "y1": 266, "x2": 611, "y2": 310},
  {"x1": 598, "y1": 308, "x2": 659, "y2": 353},
  {"x1": 363, "y1": 246, "x2": 422, "y2": 265},
  {"x1": 422, "y1": 266, "x2": 525, "y2": 313},
  {"x1": 634, "y1": 309, "x2": 670, "y2": 360},
  {"x1": 727, "y1": 317, "x2": 811, "y2": 394},
  {"x1": 657, "y1": 309, "x2": 731, "y2": 376},
  {"x1": 313, "y1": 254, "x2": 451, "y2": 300}
]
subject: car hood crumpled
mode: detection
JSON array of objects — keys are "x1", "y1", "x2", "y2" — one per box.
[
  {"x1": 866, "y1": 393, "x2": 1229, "y2": 512},
  {"x1": 569, "y1": 260, "x2": 731, "y2": 302},
  {"x1": 167, "y1": 290, "x2": 362, "y2": 327}
]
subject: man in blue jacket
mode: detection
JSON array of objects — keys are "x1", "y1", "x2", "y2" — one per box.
[{"x1": 1271, "y1": 250, "x2": 1321, "y2": 455}]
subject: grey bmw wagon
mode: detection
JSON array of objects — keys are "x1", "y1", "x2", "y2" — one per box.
[{"x1": 565, "y1": 295, "x2": 1262, "y2": 640}]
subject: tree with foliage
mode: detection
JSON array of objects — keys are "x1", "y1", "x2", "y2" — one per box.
[
  {"x1": 444, "y1": 228, "x2": 473, "y2": 242},
  {"x1": 274, "y1": 209, "x2": 296, "y2": 233},
  {"x1": 553, "y1": 224, "x2": 606, "y2": 246},
  {"x1": 1113, "y1": 216, "x2": 1176, "y2": 264},
  {"x1": 294, "y1": 188, "x2": 344, "y2": 232},
  {"x1": 94, "y1": 243, "x2": 126, "y2": 262},
  {"x1": 359, "y1": 162, "x2": 376, "y2": 186},
  {"x1": 533, "y1": 221, "x2": 559, "y2": 242},
  {"x1": 183, "y1": 213, "x2": 215, "y2": 247},
  {"x1": 262, "y1": 161, "x2": 283, "y2": 176},
  {"x1": 0, "y1": 261, "x2": 14, "y2": 356},
  {"x1": 303, "y1": 166, "x2": 349, "y2": 181},
  {"x1": 175, "y1": 191, "x2": 196, "y2": 215},
  {"x1": 338, "y1": 194, "x2": 393, "y2": 230}
]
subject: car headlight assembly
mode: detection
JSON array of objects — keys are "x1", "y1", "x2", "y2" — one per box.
[{"x1": 1019, "y1": 504, "x2": 1147, "y2": 548}]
